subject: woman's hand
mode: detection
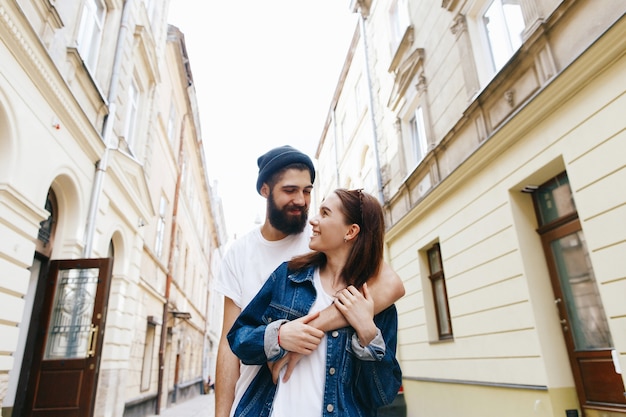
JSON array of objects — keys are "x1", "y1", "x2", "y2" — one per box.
[
  {"x1": 334, "y1": 283, "x2": 377, "y2": 345},
  {"x1": 276, "y1": 311, "x2": 324, "y2": 354}
]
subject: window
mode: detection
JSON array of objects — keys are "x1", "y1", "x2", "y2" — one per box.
[
  {"x1": 389, "y1": 0, "x2": 411, "y2": 49},
  {"x1": 427, "y1": 243, "x2": 453, "y2": 339},
  {"x1": 167, "y1": 100, "x2": 177, "y2": 147},
  {"x1": 140, "y1": 322, "x2": 156, "y2": 391},
  {"x1": 408, "y1": 106, "x2": 429, "y2": 166},
  {"x1": 124, "y1": 80, "x2": 139, "y2": 150},
  {"x1": 483, "y1": 0, "x2": 524, "y2": 73},
  {"x1": 76, "y1": 0, "x2": 106, "y2": 71},
  {"x1": 339, "y1": 113, "x2": 347, "y2": 151},
  {"x1": 155, "y1": 196, "x2": 167, "y2": 257},
  {"x1": 354, "y1": 75, "x2": 366, "y2": 115}
]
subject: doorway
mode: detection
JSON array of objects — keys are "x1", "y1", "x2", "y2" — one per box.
[
  {"x1": 534, "y1": 172, "x2": 625, "y2": 415},
  {"x1": 10, "y1": 189, "x2": 114, "y2": 417}
]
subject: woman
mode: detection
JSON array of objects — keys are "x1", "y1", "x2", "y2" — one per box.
[{"x1": 227, "y1": 189, "x2": 401, "y2": 417}]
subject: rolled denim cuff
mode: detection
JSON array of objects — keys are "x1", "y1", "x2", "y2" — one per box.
[
  {"x1": 264, "y1": 319, "x2": 288, "y2": 361},
  {"x1": 351, "y1": 328, "x2": 385, "y2": 361}
]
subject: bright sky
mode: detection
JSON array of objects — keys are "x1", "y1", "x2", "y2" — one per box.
[{"x1": 168, "y1": 2, "x2": 358, "y2": 241}]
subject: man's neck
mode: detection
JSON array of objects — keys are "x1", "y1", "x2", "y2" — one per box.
[{"x1": 260, "y1": 221, "x2": 289, "y2": 242}]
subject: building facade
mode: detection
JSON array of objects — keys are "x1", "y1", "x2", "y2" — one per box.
[
  {"x1": 317, "y1": 1, "x2": 626, "y2": 416},
  {"x1": 0, "y1": 1, "x2": 222, "y2": 417}
]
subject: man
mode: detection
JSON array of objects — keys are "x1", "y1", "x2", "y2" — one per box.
[{"x1": 215, "y1": 145, "x2": 404, "y2": 417}]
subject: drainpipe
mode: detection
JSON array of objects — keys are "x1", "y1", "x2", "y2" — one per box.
[
  {"x1": 82, "y1": 0, "x2": 133, "y2": 257},
  {"x1": 358, "y1": 12, "x2": 385, "y2": 204},
  {"x1": 156, "y1": 114, "x2": 187, "y2": 414}
]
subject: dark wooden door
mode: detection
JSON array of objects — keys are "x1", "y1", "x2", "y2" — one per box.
[
  {"x1": 24, "y1": 258, "x2": 113, "y2": 417},
  {"x1": 541, "y1": 219, "x2": 625, "y2": 414}
]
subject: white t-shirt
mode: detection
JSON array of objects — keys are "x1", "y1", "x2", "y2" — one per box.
[
  {"x1": 270, "y1": 268, "x2": 333, "y2": 417},
  {"x1": 215, "y1": 226, "x2": 312, "y2": 417}
]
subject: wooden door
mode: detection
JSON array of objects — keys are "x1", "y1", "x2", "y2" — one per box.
[
  {"x1": 24, "y1": 258, "x2": 113, "y2": 417},
  {"x1": 541, "y1": 219, "x2": 625, "y2": 414}
]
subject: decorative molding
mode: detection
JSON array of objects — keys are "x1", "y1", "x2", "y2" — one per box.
[
  {"x1": 504, "y1": 89, "x2": 515, "y2": 107},
  {"x1": 450, "y1": 14, "x2": 467, "y2": 38},
  {"x1": 135, "y1": 25, "x2": 161, "y2": 85},
  {"x1": 35, "y1": 0, "x2": 64, "y2": 30},
  {"x1": 0, "y1": 3, "x2": 104, "y2": 160},
  {"x1": 0, "y1": 183, "x2": 50, "y2": 241},
  {"x1": 416, "y1": 73, "x2": 427, "y2": 94},
  {"x1": 441, "y1": 0, "x2": 460, "y2": 12},
  {"x1": 388, "y1": 26, "x2": 415, "y2": 74},
  {"x1": 350, "y1": 0, "x2": 372, "y2": 18},
  {"x1": 388, "y1": 47, "x2": 424, "y2": 111}
]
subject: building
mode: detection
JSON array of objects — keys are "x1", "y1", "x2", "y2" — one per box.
[
  {"x1": 0, "y1": 1, "x2": 222, "y2": 416},
  {"x1": 317, "y1": 1, "x2": 626, "y2": 416}
]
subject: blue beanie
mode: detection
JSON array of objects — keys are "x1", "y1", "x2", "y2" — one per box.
[{"x1": 256, "y1": 145, "x2": 315, "y2": 194}]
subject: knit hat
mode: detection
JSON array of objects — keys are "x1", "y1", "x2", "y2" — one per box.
[{"x1": 256, "y1": 145, "x2": 315, "y2": 194}]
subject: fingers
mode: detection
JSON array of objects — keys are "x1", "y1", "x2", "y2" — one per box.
[
  {"x1": 278, "y1": 319, "x2": 323, "y2": 354},
  {"x1": 271, "y1": 355, "x2": 288, "y2": 384},
  {"x1": 282, "y1": 353, "x2": 303, "y2": 383},
  {"x1": 362, "y1": 282, "x2": 370, "y2": 299},
  {"x1": 296, "y1": 311, "x2": 320, "y2": 324}
]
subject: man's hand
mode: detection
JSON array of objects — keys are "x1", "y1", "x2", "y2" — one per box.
[
  {"x1": 276, "y1": 311, "x2": 324, "y2": 354},
  {"x1": 270, "y1": 351, "x2": 304, "y2": 384},
  {"x1": 267, "y1": 311, "x2": 323, "y2": 384}
]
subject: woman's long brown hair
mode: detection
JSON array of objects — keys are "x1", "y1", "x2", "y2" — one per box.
[{"x1": 288, "y1": 189, "x2": 384, "y2": 287}]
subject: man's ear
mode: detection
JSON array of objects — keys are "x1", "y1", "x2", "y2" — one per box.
[
  {"x1": 260, "y1": 183, "x2": 270, "y2": 198},
  {"x1": 346, "y1": 223, "x2": 360, "y2": 241}
]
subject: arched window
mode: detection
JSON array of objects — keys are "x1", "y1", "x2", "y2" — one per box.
[{"x1": 36, "y1": 189, "x2": 58, "y2": 258}]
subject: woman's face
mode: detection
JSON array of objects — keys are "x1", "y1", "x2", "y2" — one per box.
[{"x1": 308, "y1": 192, "x2": 350, "y2": 253}]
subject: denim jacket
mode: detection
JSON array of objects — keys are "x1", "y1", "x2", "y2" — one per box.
[{"x1": 227, "y1": 261, "x2": 402, "y2": 417}]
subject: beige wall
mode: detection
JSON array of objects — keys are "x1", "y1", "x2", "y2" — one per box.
[
  {"x1": 0, "y1": 1, "x2": 221, "y2": 416},
  {"x1": 317, "y1": 1, "x2": 625, "y2": 416},
  {"x1": 386, "y1": 17, "x2": 626, "y2": 417}
]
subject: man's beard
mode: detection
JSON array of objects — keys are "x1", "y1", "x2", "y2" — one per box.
[{"x1": 267, "y1": 191, "x2": 308, "y2": 235}]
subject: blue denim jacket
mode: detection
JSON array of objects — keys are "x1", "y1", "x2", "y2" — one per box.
[{"x1": 227, "y1": 261, "x2": 402, "y2": 417}]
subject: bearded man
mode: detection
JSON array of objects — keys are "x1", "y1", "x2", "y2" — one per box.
[{"x1": 214, "y1": 145, "x2": 405, "y2": 417}]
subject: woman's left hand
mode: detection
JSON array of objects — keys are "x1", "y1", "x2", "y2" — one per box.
[{"x1": 334, "y1": 283, "x2": 377, "y2": 345}]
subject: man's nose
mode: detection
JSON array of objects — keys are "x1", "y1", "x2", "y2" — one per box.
[{"x1": 293, "y1": 191, "x2": 306, "y2": 206}]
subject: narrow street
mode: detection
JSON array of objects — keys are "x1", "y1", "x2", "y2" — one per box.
[{"x1": 147, "y1": 392, "x2": 214, "y2": 417}]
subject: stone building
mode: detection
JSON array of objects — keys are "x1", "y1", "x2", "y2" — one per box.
[
  {"x1": 0, "y1": 1, "x2": 222, "y2": 416},
  {"x1": 317, "y1": 1, "x2": 626, "y2": 416}
]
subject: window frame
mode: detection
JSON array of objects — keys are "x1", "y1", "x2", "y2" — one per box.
[
  {"x1": 407, "y1": 106, "x2": 429, "y2": 166},
  {"x1": 76, "y1": 0, "x2": 106, "y2": 71},
  {"x1": 482, "y1": 0, "x2": 525, "y2": 73},
  {"x1": 427, "y1": 243, "x2": 453, "y2": 340},
  {"x1": 389, "y1": 0, "x2": 411, "y2": 51},
  {"x1": 124, "y1": 79, "x2": 140, "y2": 150},
  {"x1": 140, "y1": 322, "x2": 156, "y2": 391},
  {"x1": 154, "y1": 195, "x2": 167, "y2": 257},
  {"x1": 167, "y1": 100, "x2": 177, "y2": 148}
]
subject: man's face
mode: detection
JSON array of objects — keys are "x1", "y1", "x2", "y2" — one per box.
[{"x1": 267, "y1": 169, "x2": 312, "y2": 235}]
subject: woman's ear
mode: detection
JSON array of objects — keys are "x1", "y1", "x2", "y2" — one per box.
[{"x1": 345, "y1": 223, "x2": 360, "y2": 242}]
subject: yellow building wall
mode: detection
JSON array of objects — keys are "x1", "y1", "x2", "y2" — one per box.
[{"x1": 388, "y1": 22, "x2": 626, "y2": 417}]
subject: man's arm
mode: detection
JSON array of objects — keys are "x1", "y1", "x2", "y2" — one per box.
[
  {"x1": 215, "y1": 297, "x2": 242, "y2": 417},
  {"x1": 311, "y1": 261, "x2": 405, "y2": 332},
  {"x1": 273, "y1": 261, "x2": 404, "y2": 382}
]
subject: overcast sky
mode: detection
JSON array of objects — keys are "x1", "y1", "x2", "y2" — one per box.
[{"x1": 168, "y1": 1, "x2": 358, "y2": 241}]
